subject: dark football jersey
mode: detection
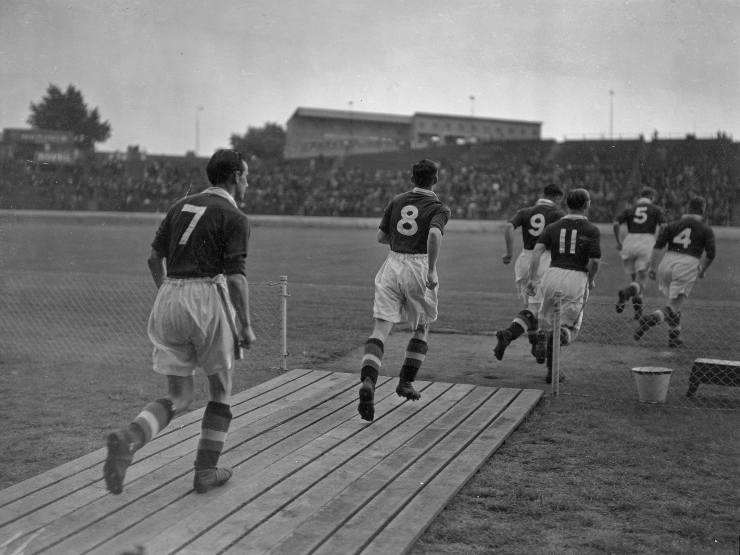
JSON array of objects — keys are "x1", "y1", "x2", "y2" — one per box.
[
  {"x1": 655, "y1": 216, "x2": 715, "y2": 260},
  {"x1": 615, "y1": 200, "x2": 666, "y2": 234},
  {"x1": 151, "y1": 188, "x2": 250, "y2": 278},
  {"x1": 379, "y1": 188, "x2": 451, "y2": 254},
  {"x1": 538, "y1": 215, "x2": 601, "y2": 273},
  {"x1": 509, "y1": 199, "x2": 566, "y2": 250}
]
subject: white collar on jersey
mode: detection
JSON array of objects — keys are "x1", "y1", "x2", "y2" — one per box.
[
  {"x1": 202, "y1": 186, "x2": 238, "y2": 208},
  {"x1": 412, "y1": 187, "x2": 438, "y2": 198},
  {"x1": 563, "y1": 214, "x2": 588, "y2": 220},
  {"x1": 636, "y1": 197, "x2": 652, "y2": 204},
  {"x1": 681, "y1": 213, "x2": 703, "y2": 221},
  {"x1": 535, "y1": 198, "x2": 557, "y2": 206}
]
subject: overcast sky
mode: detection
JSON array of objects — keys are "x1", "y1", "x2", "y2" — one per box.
[{"x1": 1, "y1": 0, "x2": 738, "y2": 156}]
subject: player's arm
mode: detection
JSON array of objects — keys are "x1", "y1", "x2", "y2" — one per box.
[
  {"x1": 698, "y1": 230, "x2": 716, "y2": 278},
  {"x1": 226, "y1": 272, "x2": 256, "y2": 348},
  {"x1": 377, "y1": 229, "x2": 390, "y2": 244},
  {"x1": 502, "y1": 222, "x2": 515, "y2": 264},
  {"x1": 224, "y1": 221, "x2": 256, "y2": 348},
  {"x1": 647, "y1": 247, "x2": 665, "y2": 280},
  {"x1": 426, "y1": 227, "x2": 442, "y2": 289},
  {"x1": 586, "y1": 258, "x2": 600, "y2": 289},
  {"x1": 648, "y1": 227, "x2": 669, "y2": 279},
  {"x1": 524, "y1": 243, "x2": 546, "y2": 295},
  {"x1": 612, "y1": 220, "x2": 622, "y2": 250},
  {"x1": 147, "y1": 248, "x2": 166, "y2": 288}
]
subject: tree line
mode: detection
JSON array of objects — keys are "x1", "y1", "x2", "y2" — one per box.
[{"x1": 24, "y1": 83, "x2": 285, "y2": 159}]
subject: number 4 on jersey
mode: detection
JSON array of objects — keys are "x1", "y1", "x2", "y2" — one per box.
[{"x1": 672, "y1": 227, "x2": 692, "y2": 249}]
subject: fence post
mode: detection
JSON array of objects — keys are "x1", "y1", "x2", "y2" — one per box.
[
  {"x1": 280, "y1": 275, "x2": 289, "y2": 371},
  {"x1": 552, "y1": 291, "x2": 563, "y2": 396}
]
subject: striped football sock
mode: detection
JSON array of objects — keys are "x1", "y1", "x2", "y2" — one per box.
[
  {"x1": 508, "y1": 309, "x2": 537, "y2": 341},
  {"x1": 194, "y1": 401, "x2": 233, "y2": 470},
  {"x1": 128, "y1": 398, "x2": 174, "y2": 452},
  {"x1": 399, "y1": 338, "x2": 428, "y2": 382},
  {"x1": 360, "y1": 337, "x2": 384, "y2": 384}
]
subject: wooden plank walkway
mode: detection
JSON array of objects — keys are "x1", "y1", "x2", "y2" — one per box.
[{"x1": 0, "y1": 369, "x2": 542, "y2": 555}]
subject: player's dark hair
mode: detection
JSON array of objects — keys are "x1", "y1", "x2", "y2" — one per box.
[
  {"x1": 687, "y1": 196, "x2": 706, "y2": 215},
  {"x1": 206, "y1": 149, "x2": 245, "y2": 185},
  {"x1": 543, "y1": 183, "x2": 564, "y2": 198},
  {"x1": 640, "y1": 186, "x2": 656, "y2": 199},
  {"x1": 566, "y1": 188, "x2": 591, "y2": 210},
  {"x1": 412, "y1": 159, "x2": 439, "y2": 188}
]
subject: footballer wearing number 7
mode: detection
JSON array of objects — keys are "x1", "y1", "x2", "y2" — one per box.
[{"x1": 103, "y1": 149, "x2": 255, "y2": 495}]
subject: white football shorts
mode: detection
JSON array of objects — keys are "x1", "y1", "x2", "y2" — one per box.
[
  {"x1": 514, "y1": 249, "x2": 551, "y2": 305},
  {"x1": 620, "y1": 233, "x2": 656, "y2": 274},
  {"x1": 373, "y1": 251, "x2": 438, "y2": 329},
  {"x1": 148, "y1": 275, "x2": 240, "y2": 377},
  {"x1": 538, "y1": 267, "x2": 590, "y2": 333},
  {"x1": 657, "y1": 251, "x2": 700, "y2": 299}
]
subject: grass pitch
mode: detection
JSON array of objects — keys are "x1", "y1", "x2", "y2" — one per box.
[{"x1": 1, "y1": 213, "x2": 739, "y2": 553}]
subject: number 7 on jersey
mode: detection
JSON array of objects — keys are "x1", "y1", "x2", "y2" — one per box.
[{"x1": 178, "y1": 204, "x2": 207, "y2": 245}]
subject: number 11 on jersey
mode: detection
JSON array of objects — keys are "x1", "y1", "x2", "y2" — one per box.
[{"x1": 558, "y1": 228, "x2": 577, "y2": 254}]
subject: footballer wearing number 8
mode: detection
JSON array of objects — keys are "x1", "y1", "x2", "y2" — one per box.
[{"x1": 357, "y1": 159, "x2": 451, "y2": 422}]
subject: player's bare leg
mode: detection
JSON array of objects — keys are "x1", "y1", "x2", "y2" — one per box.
[
  {"x1": 616, "y1": 280, "x2": 641, "y2": 315},
  {"x1": 666, "y1": 295, "x2": 686, "y2": 348},
  {"x1": 396, "y1": 324, "x2": 429, "y2": 401},
  {"x1": 104, "y1": 375, "x2": 186, "y2": 494},
  {"x1": 358, "y1": 319, "x2": 393, "y2": 421},
  {"x1": 193, "y1": 371, "x2": 234, "y2": 493},
  {"x1": 632, "y1": 269, "x2": 648, "y2": 320}
]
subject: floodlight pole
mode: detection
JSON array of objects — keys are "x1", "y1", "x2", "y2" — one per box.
[
  {"x1": 348, "y1": 100, "x2": 354, "y2": 154},
  {"x1": 195, "y1": 105, "x2": 204, "y2": 154},
  {"x1": 609, "y1": 90, "x2": 614, "y2": 140},
  {"x1": 469, "y1": 95, "x2": 475, "y2": 117}
]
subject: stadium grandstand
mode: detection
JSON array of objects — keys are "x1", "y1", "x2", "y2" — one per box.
[
  {"x1": 0, "y1": 122, "x2": 738, "y2": 225},
  {"x1": 284, "y1": 107, "x2": 541, "y2": 159}
]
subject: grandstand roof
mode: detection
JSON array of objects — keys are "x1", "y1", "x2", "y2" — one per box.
[
  {"x1": 291, "y1": 107, "x2": 411, "y2": 125},
  {"x1": 289, "y1": 107, "x2": 541, "y2": 127},
  {"x1": 413, "y1": 112, "x2": 541, "y2": 125}
]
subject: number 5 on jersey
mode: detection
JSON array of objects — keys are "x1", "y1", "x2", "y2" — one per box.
[{"x1": 178, "y1": 204, "x2": 207, "y2": 245}]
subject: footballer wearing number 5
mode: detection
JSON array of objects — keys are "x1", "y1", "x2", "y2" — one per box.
[
  {"x1": 634, "y1": 196, "x2": 715, "y2": 347},
  {"x1": 103, "y1": 149, "x2": 256, "y2": 495},
  {"x1": 357, "y1": 159, "x2": 451, "y2": 422},
  {"x1": 612, "y1": 186, "x2": 666, "y2": 320}
]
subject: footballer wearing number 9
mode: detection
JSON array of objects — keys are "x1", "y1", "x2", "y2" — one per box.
[
  {"x1": 497, "y1": 183, "x2": 565, "y2": 364},
  {"x1": 357, "y1": 159, "x2": 451, "y2": 422},
  {"x1": 103, "y1": 149, "x2": 256, "y2": 495}
]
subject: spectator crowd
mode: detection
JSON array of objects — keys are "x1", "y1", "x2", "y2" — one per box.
[{"x1": 1, "y1": 137, "x2": 736, "y2": 225}]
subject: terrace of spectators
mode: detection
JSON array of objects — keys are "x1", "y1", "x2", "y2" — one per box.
[{"x1": 0, "y1": 137, "x2": 737, "y2": 225}]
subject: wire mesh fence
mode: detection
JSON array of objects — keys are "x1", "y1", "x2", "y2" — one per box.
[
  {"x1": 0, "y1": 270, "x2": 289, "y2": 377},
  {"x1": 550, "y1": 296, "x2": 740, "y2": 410}
]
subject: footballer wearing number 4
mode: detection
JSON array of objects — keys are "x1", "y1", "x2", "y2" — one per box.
[
  {"x1": 634, "y1": 196, "x2": 715, "y2": 347},
  {"x1": 357, "y1": 159, "x2": 451, "y2": 422}
]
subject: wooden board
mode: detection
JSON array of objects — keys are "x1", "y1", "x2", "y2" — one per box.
[{"x1": 0, "y1": 369, "x2": 542, "y2": 554}]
